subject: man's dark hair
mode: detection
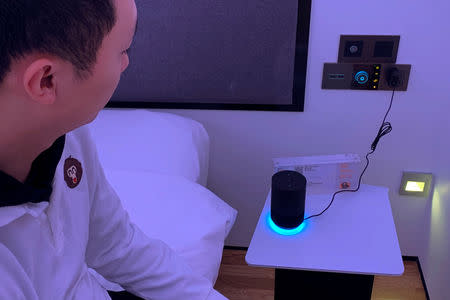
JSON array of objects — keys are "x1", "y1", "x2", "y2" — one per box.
[{"x1": 0, "y1": 0, "x2": 116, "y2": 84}]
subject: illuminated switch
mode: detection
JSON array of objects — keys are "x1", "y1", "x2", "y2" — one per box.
[
  {"x1": 405, "y1": 181, "x2": 425, "y2": 192},
  {"x1": 399, "y1": 172, "x2": 434, "y2": 197}
]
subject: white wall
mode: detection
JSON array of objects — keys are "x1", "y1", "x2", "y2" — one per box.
[{"x1": 118, "y1": 0, "x2": 450, "y2": 298}]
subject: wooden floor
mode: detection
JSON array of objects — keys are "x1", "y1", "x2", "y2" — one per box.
[{"x1": 214, "y1": 249, "x2": 427, "y2": 300}]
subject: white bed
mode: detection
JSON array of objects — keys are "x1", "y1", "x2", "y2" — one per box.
[{"x1": 88, "y1": 108, "x2": 237, "y2": 292}]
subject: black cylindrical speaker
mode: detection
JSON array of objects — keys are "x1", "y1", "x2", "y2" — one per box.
[{"x1": 271, "y1": 170, "x2": 307, "y2": 229}]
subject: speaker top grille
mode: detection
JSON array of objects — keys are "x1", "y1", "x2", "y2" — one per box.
[{"x1": 272, "y1": 170, "x2": 306, "y2": 191}]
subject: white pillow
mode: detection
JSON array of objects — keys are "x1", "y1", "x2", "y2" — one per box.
[
  {"x1": 89, "y1": 108, "x2": 210, "y2": 187},
  {"x1": 89, "y1": 169, "x2": 237, "y2": 291}
]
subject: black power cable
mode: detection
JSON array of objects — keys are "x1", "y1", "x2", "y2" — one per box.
[{"x1": 304, "y1": 81, "x2": 398, "y2": 221}]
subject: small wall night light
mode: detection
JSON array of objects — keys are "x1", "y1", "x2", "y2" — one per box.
[
  {"x1": 269, "y1": 170, "x2": 307, "y2": 235},
  {"x1": 399, "y1": 172, "x2": 434, "y2": 197}
]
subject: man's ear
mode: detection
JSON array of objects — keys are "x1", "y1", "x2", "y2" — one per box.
[{"x1": 23, "y1": 59, "x2": 58, "y2": 105}]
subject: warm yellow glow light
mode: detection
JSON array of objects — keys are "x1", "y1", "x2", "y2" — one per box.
[{"x1": 405, "y1": 181, "x2": 425, "y2": 192}]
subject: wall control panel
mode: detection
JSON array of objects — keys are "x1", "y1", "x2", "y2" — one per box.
[
  {"x1": 338, "y1": 35, "x2": 400, "y2": 63},
  {"x1": 322, "y1": 35, "x2": 411, "y2": 91},
  {"x1": 323, "y1": 63, "x2": 411, "y2": 91}
]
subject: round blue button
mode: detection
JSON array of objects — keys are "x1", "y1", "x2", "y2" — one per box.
[{"x1": 355, "y1": 71, "x2": 369, "y2": 84}]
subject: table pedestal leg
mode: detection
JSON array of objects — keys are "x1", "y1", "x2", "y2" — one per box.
[{"x1": 275, "y1": 268, "x2": 374, "y2": 300}]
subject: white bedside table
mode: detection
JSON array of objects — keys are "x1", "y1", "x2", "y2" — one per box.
[{"x1": 245, "y1": 184, "x2": 404, "y2": 299}]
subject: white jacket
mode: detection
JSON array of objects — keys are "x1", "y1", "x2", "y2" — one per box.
[{"x1": 0, "y1": 125, "x2": 227, "y2": 300}]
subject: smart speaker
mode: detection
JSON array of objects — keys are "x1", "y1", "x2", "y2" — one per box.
[{"x1": 271, "y1": 170, "x2": 307, "y2": 229}]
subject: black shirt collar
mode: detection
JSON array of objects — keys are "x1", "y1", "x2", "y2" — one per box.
[{"x1": 0, "y1": 135, "x2": 66, "y2": 208}]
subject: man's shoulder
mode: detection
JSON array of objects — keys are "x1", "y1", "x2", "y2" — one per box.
[
  {"x1": 66, "y1": 124, "x2": 98, "y2": 156},
  {"x1": 69, "y1": 124, "x2": 94, "y2": 144},
  {"x1": 64, "y1": 124, "x2": 101, "y2": 177}
]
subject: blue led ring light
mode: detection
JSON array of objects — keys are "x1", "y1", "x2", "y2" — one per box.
[
  {"x1": 267, "y1": 213, "x2": 306, "y2": 235},
  {"x1": 355, "y1": 71, "x2": 369, "y2": 84}
]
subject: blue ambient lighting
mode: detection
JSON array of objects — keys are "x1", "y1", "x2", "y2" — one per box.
[{"x1": 267, "y1": 213, "x2": 306, "y2": 236}]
